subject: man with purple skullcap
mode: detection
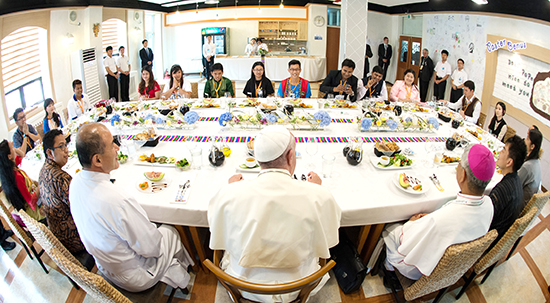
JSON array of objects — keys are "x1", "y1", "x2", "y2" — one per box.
[
  {"x1": 382, "y1": 144, "x2": 495, "y2": 282},
  {"x1": 208, "y1": 126, "x2": 341, "y2": 302}
]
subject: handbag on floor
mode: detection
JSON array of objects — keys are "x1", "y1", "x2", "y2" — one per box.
[{"x1": 329, "y1": 230, "x2": 367, "y2": 294}]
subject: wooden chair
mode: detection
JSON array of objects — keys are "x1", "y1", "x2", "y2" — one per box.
[
  {"x1": 271, "y1": 81, "x2": 276, "y2": 95},
  {"x1": 204, "y1": 251, "x2": 335, "y2": 303},
  {"x1": 385, "y1": 81, "x2": 393, "y2": 99},
  {"x1": 318, "y1": 91, "x2": 326, "y2": 99},
  {"x1": 0, "y1": 192, "x2": 49, "y2": 273},
  {"x1": 503, "y1": 126, "x2": 516, "y2": 142},
  {"x1": 505, "y1": 191, "x2": 550, "y2": 261},
  {"x1": 231, "y1": 80, "x2": 236, "y2": 97},
  {"x1": 456, "y1": 208, "x2": 537, "y2": 299},
  {"x1": 190, "y1": 82, "x2": 199, "y2": 98},
  {"x1": 477, "y1": 112, "x2": 487, "y2": 128},
  {"x1": 18, "y1": 210, "x2": 95, "y2": 289},
  {"x1": 35, "y1": 121, "x2": 45, "y2": 139},
  {"x1": 159, "y1": 84, "x2": 165, "y2": 95},
  {"x1": 389, "y1": 230, "x2": 497, "y2": 303}
]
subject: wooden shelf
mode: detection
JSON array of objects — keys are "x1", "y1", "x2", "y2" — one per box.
[{"x1": 258, "y1": 20, "x2": 308, "y2": 41}]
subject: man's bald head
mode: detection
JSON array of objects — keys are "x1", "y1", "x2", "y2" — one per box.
[{"x1": 76, "y1": 123, "x2": 108, "y2": 168}]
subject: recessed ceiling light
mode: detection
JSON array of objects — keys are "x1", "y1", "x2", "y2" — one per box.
[
  {"x1": 205, "y1": 0, "x2": 219, "y2": 4},
  {"x1": 472, "y1": 0, "x2": 488, "y2": 4}
]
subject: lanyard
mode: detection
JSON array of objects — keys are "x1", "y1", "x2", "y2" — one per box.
[
  {"x1": 405, "y1": 85, "x2": 412, "y2": 100},
  {"x1": 74, "y1": 95, "x2": 84, "y2": 113},
  {"x1": 339, "y1": 79, "x2": 347, "y2": 87},
  {"x1": 213, "y1": 79, "x2": 222, "y2": 98},
  {"x1": 285, "y1": 78, "x2": 302, "y2": 97},
  {"x1": 255, "y1": 81, "x2": 263, "y2": 97}
]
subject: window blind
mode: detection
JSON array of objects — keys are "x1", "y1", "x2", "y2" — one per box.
[{"x1": 1, "y1": 27, "x2": 41, "y2": 93}]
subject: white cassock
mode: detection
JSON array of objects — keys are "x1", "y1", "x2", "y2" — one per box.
[
  {"x1": 208, "y1": 169, "x2": 342, "y2": 303},
  {"x1": 383, "y1": 193, "x2": 494, "y2": 280},
  {"x1": 69, "y1": 170, "x2": 194, "y2": 292}
]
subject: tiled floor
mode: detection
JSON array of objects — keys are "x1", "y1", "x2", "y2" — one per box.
[{"x1": 1, "y1": 196, "x2": 549, "y2": 303}]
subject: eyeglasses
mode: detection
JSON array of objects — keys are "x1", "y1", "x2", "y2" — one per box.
[
  {"x1": 289, "y1": 68, "x2": 301, "y2": 72},
  {"x1": 52, "y1": 143, "x2": 68, "y2": 151},
  {"x1": 253, "y1": 69, "x2": 264, "y2": 72},
  {"x1": 16, "y1": 115, "x2": 26, "y2": 122}
]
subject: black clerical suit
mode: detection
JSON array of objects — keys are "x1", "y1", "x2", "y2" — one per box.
[
  {"x1": 418, "y1": 56, "x2": 434, "y2": 102},
  {"x1": 140, "y1": 47, "x2": 154, "y2": 68},
  {"x1": 320, "y1": 70, "x2": 358, "y2": 102},
  {"x1": 378, "y1": 43, "x2": 392, "y2": 81}
]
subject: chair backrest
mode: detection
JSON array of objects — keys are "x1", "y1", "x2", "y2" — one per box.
[
  {"x1": 36, "y1": 121, "x2": 45, "y2": 139},
  {"x1": 191, "y1": 82, "x2": 199, "y2": 98},
  {"x1": 47, "y1": 246, "x2": 131, "y2": 303},
  {"x1": 231, "y1": 80, "x2": 236, "y2": 96},
  {"x1": 520, "y1": 190, "x2": 550, "y2": 218},
  {"x1": 0, "y1": 192, "x2": 34, "y2": 248},
  {"x1": 271, "y1": 81, "x2": 276, "y2": 95},
  {"x1": 473, "y1": 207, "x2": 537, "y2": 274},
  {"x1": 18, "y1": 210, "x2": 85, "y2": 270},
  {"x1": 503, "y1": 126, "x2": 516, "y2": 142},
  {"x1": 159, "y1": 84, "x2": 165, "y2": 94},
  {"x1": 477, "y1": 112, "x2": 487, "y2": 128},
  {"x1": 404, "y1": 230, "x2": 497, "y2": 301},
  {"x1": 318, "y1": 91, "x2": 326, "y2": 99},
  {"x1": 385, "y1": 81, "x2": 392, "y2": 99},
  {"x1": 203, "y1": 258, "x2": 336, "y2": 303}
]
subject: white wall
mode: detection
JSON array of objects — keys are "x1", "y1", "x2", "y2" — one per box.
[
  {"x1": 366, "y1": 11, "x2": 398, "y2": 81},
  {"x1": 307, "y1": 4, "x2": 327, "y2": 57}
]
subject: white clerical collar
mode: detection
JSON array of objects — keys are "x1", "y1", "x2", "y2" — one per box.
[
  {"x1": 80, "y1": 169, "x2": 112, "y2": 182},
  {"x1": 258, "y1": 168, "x2": 291, "y2": 178},
  {"x1": 454, "y1": 193, "x2": 485, "y2": 206}
]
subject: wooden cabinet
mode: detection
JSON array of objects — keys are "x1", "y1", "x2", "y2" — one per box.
[{"x1": 258, "y1": 21, "x2": 308, "y2": 41}]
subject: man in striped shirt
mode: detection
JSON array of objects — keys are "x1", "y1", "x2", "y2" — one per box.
[{"x1": 489, "y1": 135, "x2": 527, "y2": 243}]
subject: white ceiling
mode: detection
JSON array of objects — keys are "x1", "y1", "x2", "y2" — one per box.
[{"x1": 369, "y1": 0, "x2": 429, "y2": 7}]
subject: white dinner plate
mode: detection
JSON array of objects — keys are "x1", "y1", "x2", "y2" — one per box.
[
  {"x1": 370, "y1": 156, "x2": 414, "y2": 170},
  {"x1": 392, "y1": 172, "x2": 429, "y2": 195},
  {"x1": 136, "y1": 174, "x2": 172, "y2": 194},
  {"x1": 236, "y1": 163, "x2": 261, "y2": 173}
]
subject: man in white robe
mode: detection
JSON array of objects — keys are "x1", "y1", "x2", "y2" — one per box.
[
  {"x1": 208, "y1": 125, "x2": 341, "y2": 303},
  {"x1": 69, "y1": 123, "x2": 193, "y2": 292},
  {"x1": 383, "y1": 144, "x2": 495, "y2": 280}
]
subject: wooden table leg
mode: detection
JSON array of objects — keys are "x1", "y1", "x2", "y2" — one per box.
[
  {"x1": 189, "y1": 226, "x2": 209, "y2": 273},
  {"x1": 361, "y1": 223, "x2": 385, "y2": 265},
  {"x1": 356, "y1": 225, "x2": 372, "y2": 256},
  {"x1": 175, "y1": 225, "x2": 200, "y2": 273}
]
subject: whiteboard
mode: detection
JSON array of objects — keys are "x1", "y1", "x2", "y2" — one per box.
[{"x1": 492, "y1": 49, "x2": 550, "y2": 126}]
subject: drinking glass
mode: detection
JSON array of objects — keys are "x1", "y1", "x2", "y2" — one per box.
[
  {"x1": 191, "y1": 147, "x2": 202, "y2": 170},
  {"x1": 433, "y1": 152, "x2": 443, "y2": 167},
  {"x1": 322, "y1": 154, "x2": 335, "y2": 178},
  {"x1": 185, "y1": 136, "x2": 197, "y2": 152},
  {"x1": 306, "y1": 138, "x2": 318, "y2": 170}
]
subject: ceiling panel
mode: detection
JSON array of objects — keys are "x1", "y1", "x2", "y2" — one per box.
[{"x1": 369, "y1": 0, "x2": 429, "y2": 7}]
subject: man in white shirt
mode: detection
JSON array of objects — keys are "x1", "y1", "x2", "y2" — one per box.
[
  {"x1": 202, "y1": 35, "x2": 216, "y2": 80},
  {"x1": 117, "y1": 46, "x2": 131, "y2": 102},
  {"x1": 454, "y1": 80, "x2": 482, "y2": 124},
  {"x1": 383, "y1": 144, "x2": 495, "y2": 281},
  {"x1": 245, "y1": 37, "x2": 257, "y2": 55},
  {"x1": 67, "y1": 79, "x2": 90, "y2": 120},
  {"x1": 433, "y1": 49, "x2": 451, "y2": 100},
  {"x1": 450, "y1": 58, "x2": 468, "y2": 104},
  {"x1": 357, "y1": 65, "x2": 388, "y2": 101},
  {"x1": 103, "y1": 46, "x2": 118, "y2": 101},
  {"x1": 69, "y1": 123, "x2": 194, "y2": 292},
  {"x1": 208, "y1": 126, "x2": 341, "y2": 303}
]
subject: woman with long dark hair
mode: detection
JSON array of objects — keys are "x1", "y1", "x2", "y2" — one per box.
[
  {"x1": 488, "y1": 102, "x2": 507, "y2": 142},
  {"x1": 242, "y1": 61, "x2": 274, "y2": 97},
  {"x1": 518, "y1": 126, "x2": 543, "y2": 205},
  {"x1": 43, "y1": 98, "x2": 63, "y2": 133},
  {"x1": 162, "y1": 64, "x2": 191, "y2": 99},
  {"x1": 389, "y1": 69, "x2": 420, "y2": 102},
  {"x1": 0, "y1": 140, "x2": 45, "y2": 224},
  {"x1": 138, "y1": 65, "x2": 161, "y2": 100}
]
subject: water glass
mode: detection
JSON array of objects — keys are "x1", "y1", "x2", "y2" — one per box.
[
  {"x1": 433, "y1": 152, "x2": 443, "y2": 167},
  {"x1": 191, "y1": 147, "x2": 202, "y2": 170},
  {"x1": 322, "y1": 154, "x2": 335, "y2": 178}
]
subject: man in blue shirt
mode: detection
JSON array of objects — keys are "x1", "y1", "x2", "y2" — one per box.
[
  {"x1": 277, "y1": 60, "x2": 311, "y2": 98},
  {"x1": 12, "y1": 108, "x2": 41, "y2": 155}
]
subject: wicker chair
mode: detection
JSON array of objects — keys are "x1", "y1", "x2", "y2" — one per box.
[
  {"x1": 456, "y1": 207, "x2": 537, "y2": 299},
  {"x1": 318, "y1": 91, "x2": 326, "y2": 99},
  {"x1": 503, "y1": 126, "x2": 516, "y2": 142},
  {"x1": 204, "y1": 251, "x2": 335, "y2": 303},
  {"x1": 477, "y1": 112, "x2": 487, "y2": 128},
  {"x1": 18, "y1": 210, "x2": 95, "y2": 289},
  {"x1": 231, "y1": 80, "x2": 236, "y2": 97},
  {"x1": 0, "y1": 192, "x2": 49, "y2": 273},
  {"x1": 391, "y1": 230, "x2": 498, "y2": 303},
  {"x1": 190, "y1": 82, "x2": 198, "y2": 98},
  {"x1": 505, "y1": 191, "x2": 550, "y2": 261}
]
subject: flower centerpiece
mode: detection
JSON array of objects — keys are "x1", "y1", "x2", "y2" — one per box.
[
  {"x1": 398, "y1": 114, "x2": 437, "y2": 132},
  {"x1": 357, "y1": 113, "x2": 400, "y2": 132}
]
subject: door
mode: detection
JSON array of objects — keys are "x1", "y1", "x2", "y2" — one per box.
[
  {"x1": 326, "y1": 27, "x2": 340, "y2": 74},
  {"x1": 396, "y1": 36, "x2": 422, "y2": 84}
]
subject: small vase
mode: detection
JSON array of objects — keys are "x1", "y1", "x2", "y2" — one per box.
[{"x1": 261, "y1": 54, "x2": 265, "y2": 64}]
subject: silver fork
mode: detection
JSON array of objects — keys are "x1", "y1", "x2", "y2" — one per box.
[{"x1": 176, "y1": 180, "x2": 190, "y2": 202}]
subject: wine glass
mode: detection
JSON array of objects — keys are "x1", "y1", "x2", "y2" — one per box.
[{"x1": 306, "y1": 138, "x2": 318, "y2": 170}]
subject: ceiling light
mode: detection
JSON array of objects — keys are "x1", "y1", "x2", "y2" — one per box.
[
  {"x1": 471, "y1": 0, "x2": 488, "y2": 4},
  {"x1": 205, "y1": 0, "x2": 219, "y2": 4},
  {"x1": 162, "y1": 0, "x2": 206, "y2": 7},
  {"x1": 279, "y1": 0, "x2": 284, "y2": 8}
]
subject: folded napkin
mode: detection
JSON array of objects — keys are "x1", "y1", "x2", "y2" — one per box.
[{"x1": 172, "y1": 172, "x2": 196, "y2": 204}]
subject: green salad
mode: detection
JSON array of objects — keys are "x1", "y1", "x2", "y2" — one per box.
[{"x1": 377, "y1": 154, "x2": 413, "y2": 167}]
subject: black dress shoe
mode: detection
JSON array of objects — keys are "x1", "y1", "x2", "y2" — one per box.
[
  {"x1": 1, "y1": 241, "x2": 16, "y2": 251},
  {"x1": 0, "y1": 229, "x2": 14, "y2": 243}
]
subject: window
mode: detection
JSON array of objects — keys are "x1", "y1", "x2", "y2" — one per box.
[
  {"x1": 1, "y1": 27, "x2": 49, "y2": 118},
  {"x1": 101, "y1": 18, "x2": 127, "y2": 58},
  {"x1": 327, "y1": 7, "x2": 341, "y2": 27}
]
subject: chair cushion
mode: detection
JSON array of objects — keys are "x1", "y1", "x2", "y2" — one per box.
[
  {"x1": 394, "y1": 269, "x2": 416, "y2": 290},
  {"x1": 98, "y1": 271, "x2": 167, "y2": 303}
]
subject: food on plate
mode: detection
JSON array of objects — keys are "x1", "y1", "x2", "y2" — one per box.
[
  {"x1": 260, "y1": 103, "x2": 277, "y2": 109},
  {"x1": 379, "y1": 156, "x2": 390, "y2": 166},
  {"x1": 441, "y1": 155, "x2": 460, "y2": 163},
  {"x1": 134, "y1": 129, "x2": 156, "y2": 141},
  {"x1": 375, "y1": 141, "x2": 400, "y2": 152},
  {"x1": 117, "y1": 152, "x2": 128, "y2": 164},
  {"x1": 452, "y1": 132, "x2": 465, "y2": 141},
  {"x1": 75, "y1": 169, "x2": 81, "y2": 173},
  {"x1": 246, "y1": 139, "x2": 255, "y2": 150},
  {"x1": 466, "y1": 129, "x2": 481, "y2": 139},
  {"x1": 295, "y1": 102, "x2": 313, "y2": 108},
  {"x1": 176, "y1": 159, "x2": 190, "y2": 168},
  {"x1": 139, "y1": 181, "x2": 149, "y2": 190},
  {"x1": 149, "y1": 153, "x2": 155, "y2": 163},
  {"x1": 203, "y1": 98, "x2": 213, "y2": 104},
  {"x1": 378, "y1": 154, "x2": 413, "y2": 167},
  {"x1": 144, "y1": 171, "x2": 165, "y2": 181},
  {"x1": 399, "y1": 173, "x2": 422, "y2": 190}
]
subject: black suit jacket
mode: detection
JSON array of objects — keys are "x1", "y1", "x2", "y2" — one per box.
[
  {"x1": 140, "y1": 48, "x2": 154, "y2": 68},
  {"x1": 320, "y1": 70, "x2": 358, "y2": 102},
  {"x1": 378, "y1": 44, "x2": 392, "y2": 66},
  {"x1": 419, "y1": 56, "x2": 435, "y2": 82}
]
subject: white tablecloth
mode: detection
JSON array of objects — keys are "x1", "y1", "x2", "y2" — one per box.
[
  {"x1": 216, "y1": 56, "x2": 327, "y2": 81},
  {"x1": 21, "y1": 101, "x2": 503, "y2": 228}
]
